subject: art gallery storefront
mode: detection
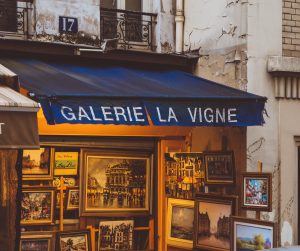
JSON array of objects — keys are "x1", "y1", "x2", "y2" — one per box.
[{"x1": 1, "y1": 58, "x2": 270, "y2": 251}]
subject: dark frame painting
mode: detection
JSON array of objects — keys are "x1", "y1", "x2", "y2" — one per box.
[
  {"x1": 194, "y1": 193, "x2": 238, "y2": 251},
  {"x1": 58, "y1": 230, "x2": 91, "y2": 251},
  {"x1": 21, "y1": 187, "x2": 55, "y2": 225},
  {"x1": 66, "y1": 188, "x2": 80, "y2": 210},
  {"x1": 241, "y1": 172, "x2": 272, "y2": 212},
  {"x1": 204, "y1": 151, "x2": 235, "y2": 185},
  {"x1": 19, "y1": 232, "x2": 55, "y2": 251},
  {"x1": 22, "y1": 146, "x2": 53, "y2": 180},
  {"x1": 98, "y1": 219, "x2": 134, "y2": 250},
  {"x1": 167, "y1": 198, "x2": 194, "y2": 249},
  {"x1": 231, "y1": 216, "x2": 277, "y2": 251},
  {"x1": 80, "y1": 149, "x2": 153, "y2": 216}
]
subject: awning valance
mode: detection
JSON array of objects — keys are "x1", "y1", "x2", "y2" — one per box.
[
  {"x1": 0, "y1": 58, "x2": 267, "y2": 127},
  {"x1": 0, "y1": 86, "x2": 39, "y2": 148}
]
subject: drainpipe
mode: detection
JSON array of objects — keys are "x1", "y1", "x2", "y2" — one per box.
[{"x1": 175, "y1": 0, "x2": 184, "y2": 54}]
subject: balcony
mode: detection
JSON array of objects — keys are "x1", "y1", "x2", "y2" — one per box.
[
  {"x1": 0, "y1": 1, "x2": 32, "y2": 38},
  {"x1": 100, "y1": 8, "x2": 157, "y2": 51}
]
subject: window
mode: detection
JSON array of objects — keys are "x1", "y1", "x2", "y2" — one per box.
[{"x1": 0, "y1": 0, "x2": 17, "y2": 32}]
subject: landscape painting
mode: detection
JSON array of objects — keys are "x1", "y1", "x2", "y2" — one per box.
[
  {"x1": 233, "y1": 219, "x2": 275, "y2": 251},
  {"x1": 20, "y1": 239, "x2": 49, "y2": 251},
  {"x1": 21, "y1": 188, "x2": 54, "y2": 225},
  {"x1": 81, "y1": 150, "x2": 152, "y2": 215},
  {"x1": 242, "y1": 173, "x2": 272, "y2": 211},
  {"x1": 98, "y1": 220, "x2": 134, "y2": 250},
  {"x1": 22, "y1": 147, "x2": 52, "y2": 180},
  {"x1": 167, "y1": 198, "x2": 194, "y2": 249},
  {"x1": 171, "y1": 206, "x2": 193, "y2": 241},
  {"x1": 59, "y1": 231, "x2": 91, "y2": 251}
]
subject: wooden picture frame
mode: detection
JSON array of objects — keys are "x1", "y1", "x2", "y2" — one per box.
[
  {"x1": 165, "y1": 152, "x2": 204, "y2": 199},
  {"x1": 57, "y1": 230, "x2": 91, "y2": 251},
  {"x1": 54, "y1": 150, "x2": 79, "y2": 176},
  {"x1": 55, "y1": 190, "x2": 66, "y2": 209},
  {"x1": 194, "y1": 193, "x2": 238, "y2": 251},
  {"x1": 98, "y1": 219, "x2": 134, "y2": 250},
  {"x1": 20, "y1": 231, "x2": 55, "y2": 251},
  {"x1": 22, "y1": 147, "x2": 53, "y2": 180},
  {"x1": 66, "y1": 187, "x2": 80, "y2": 210},
  {"x1": 231, "y1": 216, "x2": 277, "y2": 251},
  {"x1": 204, "y1": 151, "x2": 235, "y2": 185},
  {"x1": 167, "y1": 198, "x2": 194, "y2": 250},
  {"x1": 80, "y1": 149, "x2": 153, "y2": 216},
  {"x1": 21, "y1": 187, "x2": 55, "y2": 225},
  {"x1": 241, "y1": 172, "x2": 272, "y2": 211}
]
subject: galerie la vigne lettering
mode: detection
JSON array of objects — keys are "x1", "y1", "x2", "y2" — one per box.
[{"x1": 60, "y1": 105, "x2": 238, "y2": 124}]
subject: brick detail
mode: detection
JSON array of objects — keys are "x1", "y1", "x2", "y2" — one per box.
[{"x1": 283, "y1": 0, "x2": 300, "y2": 57}]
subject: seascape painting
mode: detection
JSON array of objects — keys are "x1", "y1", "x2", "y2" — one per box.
[
  {"x1": 235, "y1": 223, "x2": 273, "y2": 251},
  {"x1": 21, "y1": 189, "x2": 54, "y2": 225},
  {"x1": 60, "y1": 234, "x2": 88, "y2": 251},
  {"x1": 22, "y1": 147, "x2": 51, "y2": 178},
  {"x1": 85, "y1": 155, "x2": 149, "y2": 212},
  {"x1": 197, "y1": 201, "x2": 232, "y2": 250},
  {"x1": 20, "y1": 239, "x2": 49, "y2": 251},
  {"x1": 170, "y1": 206, "x2": 193, "y2": 241},
  {"x1": 98, "y1": 220, "x2": 134, "y2": 250},
  {"x1": 244, "y1": 178, "x2": 268, "y2": 207}
]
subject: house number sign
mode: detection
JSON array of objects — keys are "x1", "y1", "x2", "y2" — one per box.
[{"x1": 59, "y1": 16, "x2": 78, "y2": 33}]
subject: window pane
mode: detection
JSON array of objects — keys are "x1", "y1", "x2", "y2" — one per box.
[
  {"x1": 125, "y1": 0, "x2": 142, "y2": 11},
  {"x1": 101, "y1": 0, "x2": 117, "y2": 9}
]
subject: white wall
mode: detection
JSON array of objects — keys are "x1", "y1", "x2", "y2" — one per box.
[{"x1": 35, "y1": 0, "x2": 100, "y2": 36}]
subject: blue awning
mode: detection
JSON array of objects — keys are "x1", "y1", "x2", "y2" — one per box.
[{"x1": 0, "y1": 58, "x2": 267, "y2": 127}]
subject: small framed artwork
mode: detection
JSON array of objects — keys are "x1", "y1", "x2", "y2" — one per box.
[
  {"x1": 167, "y1": 198, "x2": 194, "y2": 249},
  {"x1": 80, "y1": 149, "x2": 153, "y2": 216},
  {"x1": 231, "y1": 216, "x2": 277, "y2": 251},
  {"x1": 165, "y1": 152, "x2": 204, "y2": 199},
  {"x1": 56, "y1": 190, "x2": 66, "y2": 209},
  {"x1": 194, "y1": 193, "x2": 238, "y2": 251},
  {"x1": 58, "y1": 230, "x2": 91, "y2": 251},
  {"x1": 66, "y1": 188, "x2": 80, "y2": 210},
  {"x1": 54, "y1": 150, "x2": 79, "y2": 176},
  {"x1": 98, "y1": 220, "x2": 134, "y2": 250},
  {"x1": 21, "y1": 187, "x2": 55, "y2": 225},
  {"x1": 20, "y1": 232, "x2": 55, "y2": 251},
  {"x1": 241, "y1": 172, "x2": 272, "y2": 211},
  {"x1": 22, "y1": 147, "x2": 53, "y2": 180},
  {"x1": 204, "y1": 151, "x2": 235, "y2": 185}
]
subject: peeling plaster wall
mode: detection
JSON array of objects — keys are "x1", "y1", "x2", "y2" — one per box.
[
  {"x1": 154, "y1": 0, "x2": 176, "y2": 53},
  {"x1": 35, "y1": 0, "x2": 100, "y2": 37},
  {"x1": 246, "y1": 0, "x2": 285, "y2": 244}
]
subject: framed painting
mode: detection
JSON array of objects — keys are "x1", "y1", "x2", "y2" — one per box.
[
  {"x1": 231, "y1": 216, "x2": 277, "y2": 251},
  {"x1": 167, "y1": 198, "x2": 194, "y2": 249},
  {"x1": 56, "y1": 190, "x2": 66, "y2": 209},
  {"x1": 58, "y1": 230, "x2": 91, "y2": 251},
  {"x1": 98, "y1": 220, "x2": 134, "y2": 250},
  {"x1": 20, "y1": 232, "x2": 55, "y2": 251},
  {"x1": 204, "y1": 151, "x2": 235, "y2": 185},
  {"x1": 194, "y1": 193, "x2": 238, "y2": 251},
  {"x1": 165, "y1": 152, "x2": 204, "y2": 199},
  {"x1": 80, "y1": 149, "x2": 152, "y2": 216},
  {"x1": 54, "y1": 151, "x2": 79, "y2": 176},
  {"x1": 22, "y1": 147, "x2": 53, "y2": 180},
  {"x1": 241, "y1": 172, "x2": 272, "y2": 211},
  {"x1": 21, "y1": 187, "x2": 55, "y2": 225},
  {"x1": 66, "y1": 188, "x2": 80, "y2": 210}
]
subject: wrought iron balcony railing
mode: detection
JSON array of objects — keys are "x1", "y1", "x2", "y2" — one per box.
[
  {"x1": 0, "y1": 1, "x2": 32, "y2": 38},
  {"x1": 100, "y1": 8, "x2": 157, "y2": 51}
]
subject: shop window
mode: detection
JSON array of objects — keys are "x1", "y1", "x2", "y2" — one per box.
[{"x1": 0, "y1": 0, "x2": 17, "y2": 32}]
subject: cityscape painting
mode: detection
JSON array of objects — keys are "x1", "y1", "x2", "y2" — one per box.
[
  {"x1": 98, "y1": 220, "x2": 134, "y2": 250},
  {"x1": 81, "y1": 150, "x2": 151, "y2": 216},
  {"x1": 22, "y1": 147, "x2": 53, "y2": 180},
  {"x1": 194, "y1": 194, "x2": 237, "y2": 251},
  {"x1": 167, "y1": 198, "x2": 194, "y2": 249},
  {"x1": 232, "y1": 217, "x2": 276, "y2": 251},
  {"x1": 20, "y1": 239, "x2": 50, "y2": 251},
  {"x1": 165, "y1": 152, "x2": 204, "y2": 199},
  {"x1": 21, "y1": 188, "x2": 55, "y2": 225},
  {"x1": 59, "y1": 230, "x2": 91, "y2": 251}
]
